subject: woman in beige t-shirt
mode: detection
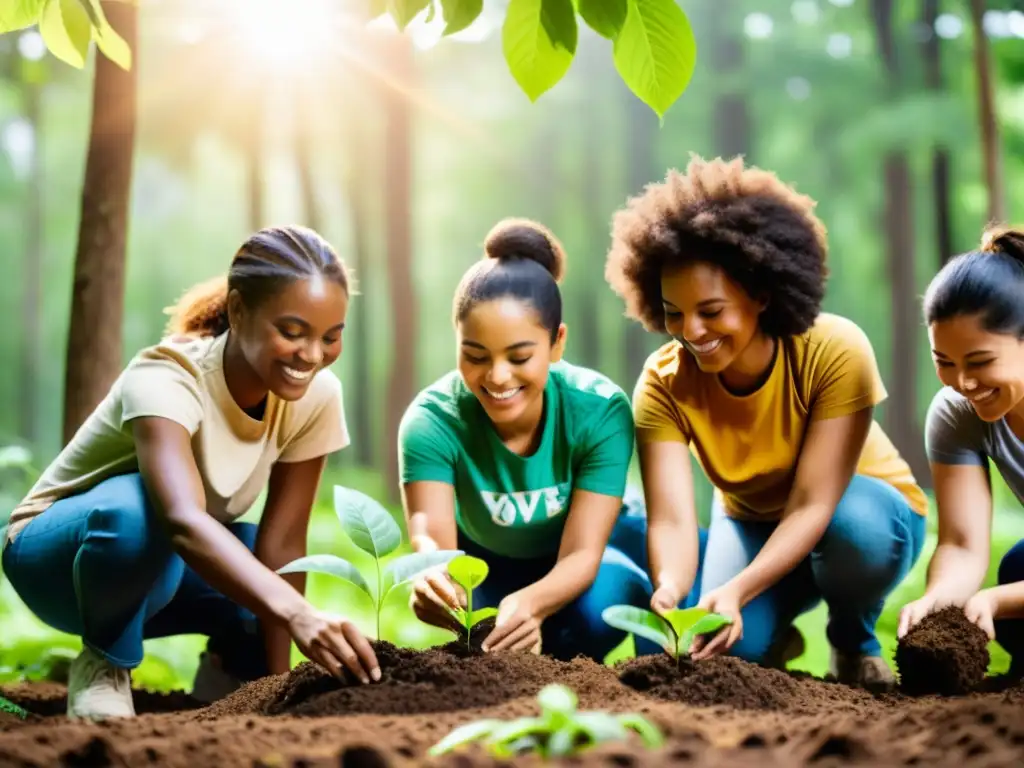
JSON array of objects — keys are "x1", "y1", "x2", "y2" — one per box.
[{"x1": 1, "y1": 225, "x2": 379, "y2": 721}]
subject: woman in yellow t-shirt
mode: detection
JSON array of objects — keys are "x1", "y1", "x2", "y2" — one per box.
[{"x1": 604, "y1": 156, "x2": 928, "y2": 691}]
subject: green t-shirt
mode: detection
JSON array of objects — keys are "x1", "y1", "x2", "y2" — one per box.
[{"x1": 398, "y1": 361, "x2": 635, "y2": 558}]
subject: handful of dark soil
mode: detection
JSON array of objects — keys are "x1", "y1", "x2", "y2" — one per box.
[{"x1": 896, "y1": 606, "x2": 990, "y2": 696}]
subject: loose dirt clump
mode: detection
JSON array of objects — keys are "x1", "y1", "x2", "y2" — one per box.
[{"x1": 896, "y1": 607, "x2": 991, "y2": 696}]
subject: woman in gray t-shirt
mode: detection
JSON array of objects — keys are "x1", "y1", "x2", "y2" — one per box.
[{"x1": 898, "y1": 227, "x2": 1024, "y2": 674}]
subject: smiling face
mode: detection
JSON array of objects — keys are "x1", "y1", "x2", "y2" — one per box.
[
  {"x1": 457, "y1": 297, "x2": 566, "y2": 430},
  {"x1": 929, "y1": 313, "x2": 1024, "y2": 422},
  {"x1": 660, "y1": 262, "x2": 767, "y2": 375},
  {"x1": 231, "y1": 274, "x2": 348, "y2": 402}
]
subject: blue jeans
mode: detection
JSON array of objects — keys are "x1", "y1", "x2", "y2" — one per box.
[
  {"x1": 995, "y1": 538, "x2": 1024, "y2": 673},
  {"x1": 457, "y1": 490, "x2": 705, "y2": 661},
  {"x1": 697, "y1": 474, "x2": 926, "y2": 662},
  {"x1": 1, "y1": 473, "x2": 268, "y2": 680}
]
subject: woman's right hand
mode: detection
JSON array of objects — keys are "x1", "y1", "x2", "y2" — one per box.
[
  {"x1": 410, "y1": 566, "x2": 467, "y2": 634},
  {"x1": 897, "y1": 589, "x2": 963, "y2": 639},
  {"x1": 287, "y1": 606, "x2": 381, "y2": 684}
]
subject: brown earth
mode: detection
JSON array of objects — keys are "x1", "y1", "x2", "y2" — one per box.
[
  {"x1": 2, "y1": 624, "x2": 1023, "y2": 768},
  {"x1": 895, "y1": 607, "x2": 991, "y2": 696}
]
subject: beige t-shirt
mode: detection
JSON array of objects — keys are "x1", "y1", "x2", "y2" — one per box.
[{"x1": 6, "y1": 332, "x2": 350, "y2": 544}]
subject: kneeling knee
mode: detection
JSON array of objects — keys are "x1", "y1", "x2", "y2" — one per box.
[{"x1": 998, "y1": 540, "x2": 1024, "y2": 587}]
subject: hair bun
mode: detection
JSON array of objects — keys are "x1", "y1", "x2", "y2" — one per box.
[
  {"x1": 980, "y1": 226, "x2": 1024, "y2": 264},
  {"x1": 483, "y1": 218, "x2": 566, "y2": 283}
]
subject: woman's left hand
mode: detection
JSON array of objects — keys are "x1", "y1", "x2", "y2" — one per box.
[
  {"x1": 689, "y1": 583, "x2": 744, "y2": 661},
  {"x1": 964, "y1": 589, "x2": 997, "y2": 640},
  {"x1": 482, "y1": 589, "x2": 543, "y2": 654}
]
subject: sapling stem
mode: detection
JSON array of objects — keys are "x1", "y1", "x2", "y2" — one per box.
[{"x1": 375, "y1": 557, "x2": 382, "y2": 642}]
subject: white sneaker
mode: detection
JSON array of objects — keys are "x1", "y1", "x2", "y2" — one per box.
[
  {"x1": 190, "y1": 651, "x2": 243, "y2": 703},
  {"x1": 66, "y1": 647, "x2": 135, "y2": 720}
]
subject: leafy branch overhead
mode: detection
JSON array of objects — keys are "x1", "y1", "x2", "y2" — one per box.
[
  {"x1": 0, "y1": 0, "x2": 130, "y2": 69},
  {"x1": 277, "y1": 486, "x2": 463, "y2": 642},
  {"x1": 386, "y1": 0, "x2": 698, "y2": 119}
]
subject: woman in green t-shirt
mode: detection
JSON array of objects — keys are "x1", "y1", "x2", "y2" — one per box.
[{"x1": 398, "y1": 218, "x2": 691, "y2": 661}]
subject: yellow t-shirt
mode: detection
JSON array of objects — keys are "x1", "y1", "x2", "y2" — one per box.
[
  {"x1": 6, "y1": 332, "x2": 350, "y2": 544},
  {"x1": 633, "y1": 313, "x2": 927, "y2": 521}
]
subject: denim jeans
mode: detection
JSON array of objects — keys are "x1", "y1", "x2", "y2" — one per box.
[
  {"x1": 1, "y1": 472, "x2": 268, "y2": 681},
  {"x1": 456, "y1": 488, "x2": 706, "y2": 662},
  {"x1": 697, "y1": 474, "x2": 926, "y2": 662},
  {"x1": 995, "y1": 538, "x2": 1024, "y2": 673}
]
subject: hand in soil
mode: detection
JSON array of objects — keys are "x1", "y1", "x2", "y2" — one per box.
[
  {"x1": 288, "y1": 608, "x2": 381, "y2": 684},
  {"x1": 482, "y1": 590, "x2": 543, "y2": 654},
  {"x1": 690, "y1": 585, "x2": 743, "y2": 661},
  {"x1": 410, "y1": 568, "x2": 466, "y2": 635},
  {"x1": 963, "y1": 589, "x2": 997, "y2": 640},
  {"x1": 897, "y1": 590, "x2": 960, "y2": 639}
]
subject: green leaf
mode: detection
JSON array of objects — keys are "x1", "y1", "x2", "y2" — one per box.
[
  {"x1": 0, "y1": 695, "x2": 28, "y2": 719},
  {"x1": 440, "y1": 0, "x2": 482, "y2": 35},
  {"x1": 537, "y1": 684, "x2": 577, "y2": 719},
  {"x1": 0, "y1": 0, "x2": 47, "y2": 32},
  {"x1": 600, "y1": 605, "x2": 672, "y2": 653},
  {"x1": 662, "y1": 607, "x2": 709, "y2": 640},
  {"x1": 616, "y1": 713, "x2": 665, "y2": 749},
  {"x1": 486, "y1": 716, "x2": 548, "y2": 748},
  {"x1": 680, "y1": 612, "x2": 732, "y2": 652},
  {"x1": 574, "y1": 711, "x2": 630, "y2": 743},
  {"x1": 334, "y1": 486, "x2": 401, "y2": 559},
  {"x1": 83, "y1": 0, "x2": 131, "y2": 70},
  {"x1": 427, "y1": 718, "x2": 502, "y2": 755},
  {"x1": 380, "y1": 549, "x2": 463, "y2": 595},
  {"x1": 546, "y1": 725, "x2": 579, "y2": 757},
  {"x1": 276, "y1": 555, "x2": 373, "y2": 599},
  {"x1": 501, "y1": 0, "x2": 577, "y2": 102},
  {"x1": 613, "y1": 0, "x2": 696, "y2": 120},
  {"x1": 447, "y1": 554, "x2": 489, "y2": 592},
  {"x1": 388, "y1": 0, "x2": 430, "y2": 30},
  {"x1": 468, "y1": 606, "x2": 498, "y2": 626},
  {"x1": 39, "y1": 0, "x2": 92, "y2": 69},
  {"x1": 493, "y1": 734, "x2": 541, "y2": 757},
  {"x1": 576, "y1": 0, "x2": 625, "y2": 39}
]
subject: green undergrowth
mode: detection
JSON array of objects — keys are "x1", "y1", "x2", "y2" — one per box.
[{"x1": 1, "y1": 466, "x2": 1020, "y2": 691}]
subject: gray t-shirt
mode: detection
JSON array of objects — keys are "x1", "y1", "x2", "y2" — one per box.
[{"x1": 925, "y1": 387, "x2": 1024, "y2": 506}]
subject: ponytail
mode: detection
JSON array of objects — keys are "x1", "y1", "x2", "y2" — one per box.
[{"x1": 164, "y1": 276, "x2": 230, "y2": 337}]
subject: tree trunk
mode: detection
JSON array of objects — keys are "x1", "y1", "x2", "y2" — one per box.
[
  {"x1": 62, "y1": 2, "x2": 137, "y2": 445},
  {"x1": 21, "y1": 77, "x2": 42, "y2": 447},
  {"x1": 382, "y1": 35, "x2": 416, "y2": 502},
  {"x1": 870, "y1": 0, "x2": 929, "y2": 486},
  {"x1": 710, "y1": 0, "x2": 751, "y2": 161},
  {"x1": 343, "y1": 96, "x2": 375, "y2": 468},
  {"x1": 922, "y1": 0, "x2": 953, "y2": 265},
  {"x1": 622, "y1": 88, "x2": 659, "y2": 386},
  {"x1": 968, "y1": 0, "x2": 1005, "y2": 225},
  {"x1": 246, "y1": 90, "x2": 265, "y2": 232},
  {"x1": 294, "y1": 86, "x2": 322, "y2": 233}
]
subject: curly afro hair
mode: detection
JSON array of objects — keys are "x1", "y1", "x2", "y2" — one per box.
[{"x1": 604, "y1": 155, "x2": 829, "y2": 338}]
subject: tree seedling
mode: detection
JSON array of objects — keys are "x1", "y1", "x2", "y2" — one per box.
[
  {"x1": 277, "y1": 486, "x2": 462, "y2": 641},
  {"x1": 602, "y1": 606, "x2": 732, "y2": 668},
  {"x1": 428, "y1": 683, "x2": 663, "y2": 759},
  {"x1": 445, "y1": 554, "x2": 499, "y2": 648}
]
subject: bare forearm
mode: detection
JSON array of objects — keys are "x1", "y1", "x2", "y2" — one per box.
[
  {"x1": 649, "y1": 519, "x2": 699, "y2": 596},
  {"x1": 732, "y1": 504, "x2": 832, "y2": 605},
  {"x1": 526, "y1": 551, "x2": 602, "y2": 619},
  {"x1": 256, "y1": 545, "x2": 308, "y2": 674},
  {"x1": 988, "y1": 582, "x2": 1024, "y2": 621},
  {"x1": 167, "y1": 512, "x2": 307, "y2": 628},
  {"x1": 925, "y1": 544, "x2": 989, "y2": 604}
]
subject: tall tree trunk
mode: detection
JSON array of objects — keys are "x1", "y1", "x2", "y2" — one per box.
[
  {"x1": 382, "y1": 35, "x2": 416, "y2": 502},
  {"x1": 968, "y1": 0, "x2": 1005, "y2": 225},
  {"x1": 21, "y1": 77, "x2": 42, "y2": 447},
  {"x1": 62, "y1": 2, "x2": 137, "y2": 445},
  {"x1": 923, "y1": 0, "x2": 953, "y2": 265},
  {"x1": 343, "y1": 96, "x2": 375, "y2": 467},
  {"x1": 710, "y1": 0, "x2": 751, "y2": 161},
  {"x1": 294, "y1": 86, "x2": 322, "y2": 233},
  {"x1": 870, "y1": 0, "x2": 929, "y2": 485},
  {"x1": 246, "y1": 89, "x2": 265, "y2": 232},
  {"x1": 622, "y1": 89, "x2": 658, "y2": 387}
]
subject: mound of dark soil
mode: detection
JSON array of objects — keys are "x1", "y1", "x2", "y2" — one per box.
[
  {"x1": 896, "y1": 607, "x2": 990, "y2": 696},
  {"x1": 616, "y1": 654, "x2": 882, "y2": 715}
]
